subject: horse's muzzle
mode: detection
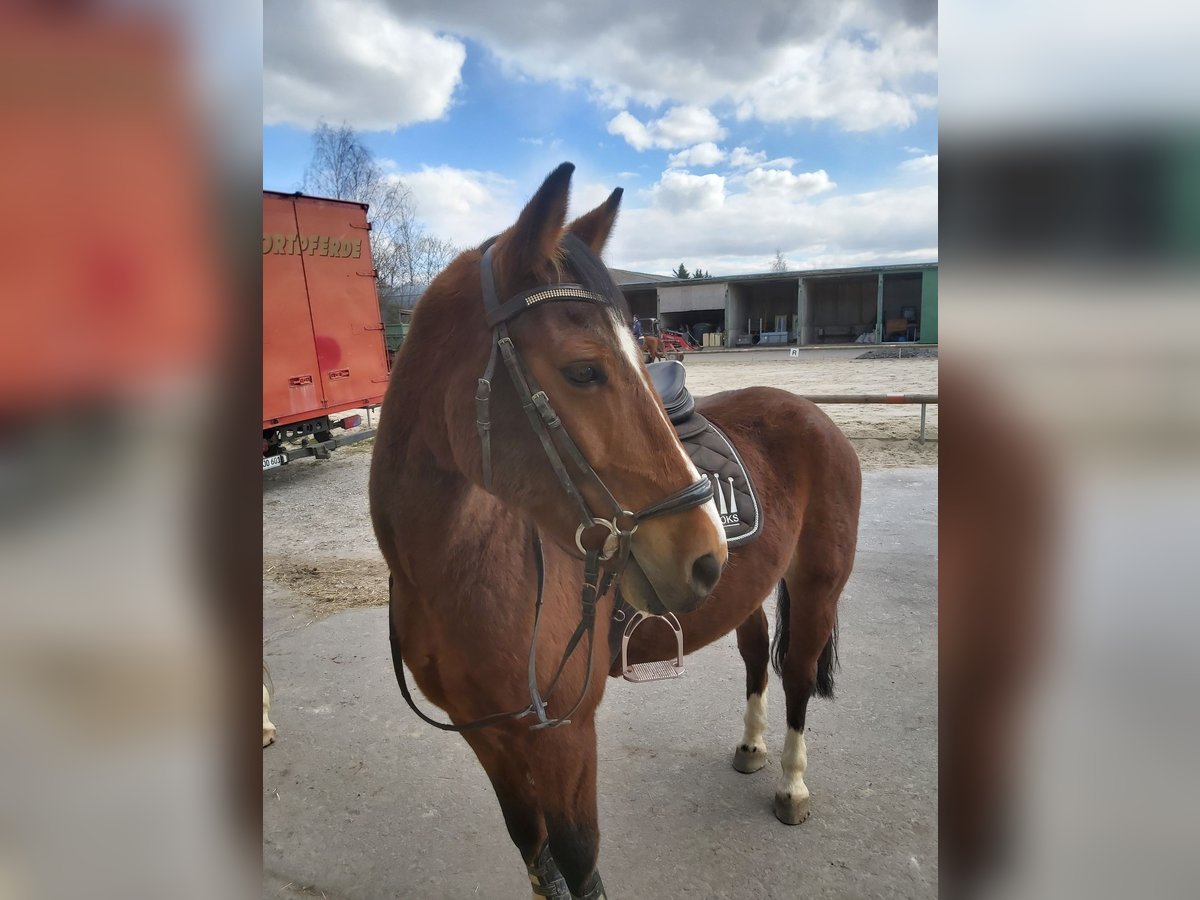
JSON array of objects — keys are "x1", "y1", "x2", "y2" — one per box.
[{"x1": 621, "y1": 550, "x2": 722, "y2": 615}]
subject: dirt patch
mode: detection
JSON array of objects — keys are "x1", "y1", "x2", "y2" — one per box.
[
  {"x1": 264, "y1": 554, "x2": 389, "y2": 614},
  {"x1": 338, "y1": 437, "x2": 376, "y2": 455}
]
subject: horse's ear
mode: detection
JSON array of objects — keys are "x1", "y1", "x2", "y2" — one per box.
[
  {"x1": 568, "y1": 187, "x2": 623, "y2": 254},
  {"x1": 501, "y1": 162, "x2": 574, "y2": 276}
]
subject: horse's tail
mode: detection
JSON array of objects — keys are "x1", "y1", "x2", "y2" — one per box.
[
  {"x1": 815, "y1": 620, "x2": 839, "y2": 699},
  {"x1": 770, "y1": 579, "x2": 839, "y2": 699},
  {"x1": 770, "y1": 579, "x2": 790, "y2": 677}
]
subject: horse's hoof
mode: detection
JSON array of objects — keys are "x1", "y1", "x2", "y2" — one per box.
[
  {"x1": 773, "y1": 791, "x2": 811, "y2": 825},
  {"x1": 732, "y1": 744, "x2": 767, "y2": 774}
]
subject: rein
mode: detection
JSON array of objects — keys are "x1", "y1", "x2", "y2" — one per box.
[{"x1": 389, "y1": 234, "x2": 713, "y2": 731}]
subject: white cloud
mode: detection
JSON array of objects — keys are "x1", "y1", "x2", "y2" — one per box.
[
  {"x1": 667, "y1": 142, "x2": 726, "y2": 169},
  {"x1": 368, "y1": 0, "x2": 936, "y2": 132},
  {"x1": 729, "y1": 146, "x2": 767, "y2": 169},
  {"x1": 731, "y1": 22, "x2": 938, "y2": 130},
  {"x1": 394, "y1": 168, "x2": 649, "y2": 253},
  {"x1": 903, "y1": 145, "x2": 928, "y2": 155},
  {"x1": 606, "y1": 112, "x2": 653, "y2": 150},
  {"x1": 263, "y1": 0, "x2": 465, "y2": 130},
  {"x1": 742, "y1": 167, "x2": 836, "y2": 197},
  {"x1": 376, "y1": 161, "x2": 931, "y2": 285},
  {"x1": 606, "y1": 170, "x2": 935, "y2": 275},
  {"x1": 647, "y1": 171, "x2": 727, "y2": 214},
  {"x1": 608, "y1": 106, "x2": 727, "y2": 151},
  {"x1": 898, "y1": 153, "x2": 938, "y2": 175},
  {"x1": 397, "y1": 167, "x2": 520, "y2": 248}
]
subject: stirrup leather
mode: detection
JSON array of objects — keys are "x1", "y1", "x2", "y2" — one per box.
[{"x1": 620, "y1": 611, "x2": 685, "y2": 682}]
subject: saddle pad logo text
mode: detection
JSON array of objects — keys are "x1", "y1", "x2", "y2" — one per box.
[{"x1": 708, "y1": 473, "x2": 741, "y2": 532}]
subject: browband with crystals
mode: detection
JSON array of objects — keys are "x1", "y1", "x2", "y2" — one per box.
[{"x1": 486, "y1": 283, "x2": 607, "y2": 327}]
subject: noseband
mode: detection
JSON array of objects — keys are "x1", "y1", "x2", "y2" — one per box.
[{"x1": 390, "y1": 233, "x2": 713, "y2": 732}]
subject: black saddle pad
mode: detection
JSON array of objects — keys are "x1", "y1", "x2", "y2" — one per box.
[
  {"x1": 609, "y1": 373, "x2": 763, "y2": 670},
  {"x1": 645, "y1": 360, "x2": 761, "y2": 547},
  {"x1": 608, "y1": 414, "x2": 763, "y2": 671},
  {"x1": 680, "y1": 417, "x2": 762, "y2": 547}
]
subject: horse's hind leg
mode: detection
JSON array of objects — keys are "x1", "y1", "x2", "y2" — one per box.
[
  {"x1": 528, "y1": 717, "x2": 607, "y2": 900},
  {"x1": 465, "y1": 733, "x2": 571, "y2": 899},
  {"x1": 732, "y1": 606, "x2": 770, "y2": 774},
  {"x1": 771, "y1": 557, "x2": 851, "y2": 825}
]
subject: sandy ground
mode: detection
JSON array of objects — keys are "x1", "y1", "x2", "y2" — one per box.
[
  {"x1": 269, "y1": 353, "x2": 937, "y2": 619},
  {"x1": 263, "y1": 468, "x2": 938, "y2": 898},
  {"x1": 334, "y1": 352, "x2": 937, "y2": 472},
  {"x1": 684, "y1": 352, "x2": 938, "y2": 470},
  {"x1": 268, "y1": 353, "x2": 936, "y2": 618},
  {"x1": 262, "y1": 352, "x2": 939, "y2": 896}
]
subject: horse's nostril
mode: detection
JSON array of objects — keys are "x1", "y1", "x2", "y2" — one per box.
[{"x1": 691, "y1": 553, "x2": 722, "y2": 595}]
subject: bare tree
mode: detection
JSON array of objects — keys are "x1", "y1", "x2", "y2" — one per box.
[
  {"x1": 414, "y1": 235, "x2": 459, "y2": 285},
  {"x1": 770, "y1": 249, "x2": 788, "y2": 272},
  {"x1": 302, "y1": 122, "x2": 458, "y2": 290}
]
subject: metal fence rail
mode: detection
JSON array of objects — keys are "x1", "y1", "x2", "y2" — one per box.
[{"x1": 798, "y1": 393, "x2": 938, "y2": 443}]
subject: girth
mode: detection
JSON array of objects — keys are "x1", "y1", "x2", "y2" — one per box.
[{"x1": 390, "y1": 233, "x2": 714, "y2": 732}]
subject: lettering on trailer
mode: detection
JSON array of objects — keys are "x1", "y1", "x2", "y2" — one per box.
[{"x1": 262, "y1": 234, "x2": 363, "y2": 259}]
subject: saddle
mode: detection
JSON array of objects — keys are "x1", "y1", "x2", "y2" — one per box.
[
  {"x1": 646, "y1": 361, "x2": 762, "y2": 547},
  {"x1": 610, "y1": 362, "x2": 763, "y2": 674}
]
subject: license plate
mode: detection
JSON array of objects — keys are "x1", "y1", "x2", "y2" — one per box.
[{"x1": 262, "y1": 454, "x2": 286, "y2": 471}]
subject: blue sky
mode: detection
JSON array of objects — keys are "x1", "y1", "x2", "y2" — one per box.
[{"x1": 264, "y1": 0, "x2": 937, "y2": 276}]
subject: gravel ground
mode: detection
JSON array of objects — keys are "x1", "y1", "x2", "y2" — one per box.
[
  {"x1": 263, "y1": 468, "x2": 938, "y2": 899},
  {"x1": 331, "y1": 353, "x2": 938, "y2": 472},
  {"x1": 266, "y1": 355, "x2": 937, "y2": 619},
  {"x1": 678, "y1": 353, "x2": 937, "y2": 469},
  {"x1": 263, "y1": 352, "x2": 939, "y2": 897}
]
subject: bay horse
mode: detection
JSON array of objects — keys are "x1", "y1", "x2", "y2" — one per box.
[
  {"x1": 369, "y1": 163, "x2": 860, "y2": 899},
  {"x1": 641, "y1": 334, "x2": 664, "y2": 362}
]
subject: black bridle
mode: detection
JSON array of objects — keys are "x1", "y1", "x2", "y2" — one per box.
[{"x1": 390, "y1": 233, "x2": 714, "y2": 731}]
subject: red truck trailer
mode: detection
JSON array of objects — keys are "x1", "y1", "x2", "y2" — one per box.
[{"x1": 262, "y1": 191, "x2": 390, "y2": 470}]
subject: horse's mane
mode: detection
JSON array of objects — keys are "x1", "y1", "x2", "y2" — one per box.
[{"x1": 561, "y1": 235, "x2": 633, "y2": 323}]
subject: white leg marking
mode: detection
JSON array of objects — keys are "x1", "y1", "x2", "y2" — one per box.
[
  {"x1": 779, "y1": 728, "x2": 809, "y2": 802},
  {"x1": 740, "y1": 689, "x2": 768, "y2": 752},
  {"x1": 263, "y1": 684, "x2": 277, "y2": 747}
]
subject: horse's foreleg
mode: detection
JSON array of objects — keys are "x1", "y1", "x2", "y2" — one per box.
[
  {"x1": 773, "y1": 564, "x2": 847, "y2": 825},
  {"x1": 732, "y1": 606, "x2": 770, "y2": 774},
  {"x1": 528, "y1": 718, "x2": 607, "y2": 900},
  {"x1": 465, "y1": 733, "x2": 570, "y2": 899}
]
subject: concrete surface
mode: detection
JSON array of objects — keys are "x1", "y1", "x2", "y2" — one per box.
[{"x1": 263, "y1": 468, "x2": 937, "y2": 899}]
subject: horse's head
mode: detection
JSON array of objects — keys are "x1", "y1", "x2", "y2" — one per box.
[{"x1": 430, "y1": 163, "x2": 727, "y2": 614}]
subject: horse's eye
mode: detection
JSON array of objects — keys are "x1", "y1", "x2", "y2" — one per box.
[{"x1": 562, "y1": 363, "x2": 605, "y2": 386}]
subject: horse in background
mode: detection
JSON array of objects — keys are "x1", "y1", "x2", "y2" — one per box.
[{"x1": 641, "y1": 334, "x2": 664, "y2": 362}]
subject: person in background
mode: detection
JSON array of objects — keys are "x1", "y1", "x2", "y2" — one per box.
[{"x1": 632, "y1": 316, "x2": 643, "y2": 344}]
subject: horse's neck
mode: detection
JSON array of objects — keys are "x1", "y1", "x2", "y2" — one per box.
[
  {"x1": 383, "y1": 404, "x2": 519, "y2": 583},
  {"x1": 380, "y1": 284, "x2": 534, "y2": 591}
]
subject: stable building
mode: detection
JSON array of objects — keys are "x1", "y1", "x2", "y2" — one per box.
[{"x1": 618, "y1": 262, "x2": 938, "y2": 347}]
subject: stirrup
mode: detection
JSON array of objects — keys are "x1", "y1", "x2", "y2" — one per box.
[{"x1": 621, "y1": 611, "x2": 685, "y2": 682}]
